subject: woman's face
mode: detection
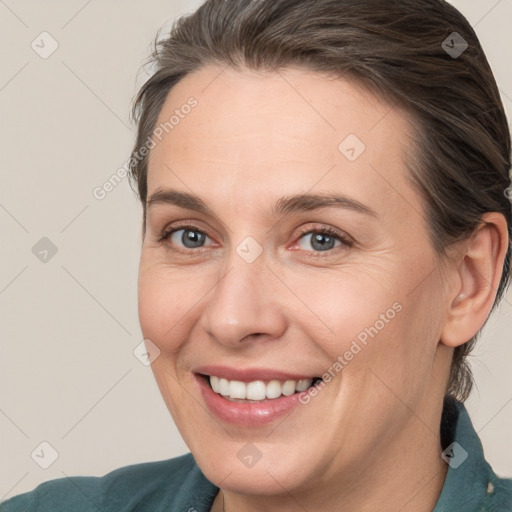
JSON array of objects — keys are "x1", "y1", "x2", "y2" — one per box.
[{"x1": 138, "y1": 66, "x2": 452, "y2": 496}]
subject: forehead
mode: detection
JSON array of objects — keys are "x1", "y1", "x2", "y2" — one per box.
[{"x1": 146, "y1": 65, "x2": 417, "y2": 217}]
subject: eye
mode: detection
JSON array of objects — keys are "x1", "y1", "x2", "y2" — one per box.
[
  {"x1": 296, "y1": 227, "x2": 349, "y2": 253},
  {"x1": 172, "y1": 228, "x2": 208, "y2": 249},
  {"x1": 160, "y1": 226, "x2": 214, "y2": 250}
]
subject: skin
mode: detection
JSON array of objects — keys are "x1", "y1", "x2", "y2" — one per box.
[{"x1": 137, "y1": 65, "x2": 509, "y2": 512}]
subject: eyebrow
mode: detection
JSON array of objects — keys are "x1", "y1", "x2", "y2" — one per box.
[
  {"x1": 273, "y1": 193, "x2": 377, "y2": 217},
  {"x1": 146, "y1": 188, "x2": 377, "y2": 218},
  {"x1": 147, "y1": 188, "x2": 214, "y2": 215}
]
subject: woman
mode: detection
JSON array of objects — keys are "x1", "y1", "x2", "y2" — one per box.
[{"x1": 2, "y1": 0, "x2": 511, "y2": 510}]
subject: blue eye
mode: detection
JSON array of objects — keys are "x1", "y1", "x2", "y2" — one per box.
[
  {"x1": 168, "y1": 228, "x2": 210, "y2": 249},
  {"x1": 159, "y1": 224, "x2": 350, "y2": 255},
  {"x1": 297, "y1": 230, "x2": 344, "y2": 252}
]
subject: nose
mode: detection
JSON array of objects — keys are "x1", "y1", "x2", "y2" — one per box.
[{"x1": 200, "y1": 255, "x2": 288, "y2": 347}]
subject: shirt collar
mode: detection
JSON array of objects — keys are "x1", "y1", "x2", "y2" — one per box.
[{"x1": 433, "y1": 397, "x2": 496, "y2": 511}]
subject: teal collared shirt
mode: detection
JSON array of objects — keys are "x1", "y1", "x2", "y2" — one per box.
[
  {"x1": 434, "y1": 399, "x2": 511, "y2": 511},
  {"x1": 1, "y1": 400, "x2": 511, "y2": 511}
]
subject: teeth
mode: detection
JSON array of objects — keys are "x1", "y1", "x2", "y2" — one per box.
[
  {"x1": 247, "y1": 381, "x2": 266, "y2": 400},
  {"x1": 210, "y1": 375, "x2": 220, "y2": 393},
  {"x1": 208, "y1": 376, "x2": 314, "y2": 401},
  {"x1": 266, "y1": 380, "x2": 282, "y2": 399},
  {"x1": 219, "y1": 378, "x2": 230, "y2": 396},
  {"x1": 229, "y1": 380, "x2": 246, "y2": 399},
  {"x1": 295, "y1": 379, "x2": 312, "y2": 392},
  {"x1": 282, "y1": 380, "x2": 296, "y2": 396}
]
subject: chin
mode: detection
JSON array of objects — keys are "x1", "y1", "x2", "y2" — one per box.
[{"x1": 191, "y1": 439, "x2": 317, "y2": 496}]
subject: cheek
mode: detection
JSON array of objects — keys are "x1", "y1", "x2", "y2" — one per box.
[
  {"x1": 357, "y1": 286, "x2": 445, "y2": 405},
  {"x1": 293, "y1": 264, "x2": 440, "y2": 392},
  {"x1": 137, "y1": 262, "x2": 211, "y2": 352},
  {"x1": 291, "y1": 266, "x2": 403, "y2": 356}
]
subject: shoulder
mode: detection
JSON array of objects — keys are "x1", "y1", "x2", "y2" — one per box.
[
  {"x1": 0, "y1": 453, "x2": 218, "y2": 512},
  {"x1": 435, "y1": 399, "x2": 512, "y2": 511},
  {"x1": 486, "y1": 476, "x2": 512, "y2": 511}
]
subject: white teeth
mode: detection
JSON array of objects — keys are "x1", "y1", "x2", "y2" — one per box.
[
  {"x1": 219, "y1": 378, "x2": 230, "y2": 396},
  {"x1": 208, "y1": 376, "x2": 314, "y2": 401},
  {"x1": 266, "y1": 380, "x2": 282, "y2": 399},
  {"x1": 282, "y1": 380, "x2": 296, "y2": 396},
  {"x1": 247, "y1": 381, "x2": 266, "y2": 400},
  {"x1": 210, "y1": 375, "x2": 220, "y2": 393},
  {"x1": 229, "y1": 380, "x2": 246, "y2": 399},
  {"x1": 295, "y1": 379, "x2": 312, "y2": 392}
]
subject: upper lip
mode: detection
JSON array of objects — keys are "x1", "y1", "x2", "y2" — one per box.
[{"x1": 194, "y1": 365, "x2": 318, "y2": 382}]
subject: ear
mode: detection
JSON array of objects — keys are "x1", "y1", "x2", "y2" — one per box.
[{"x1": 440, "y1": 212, "x2": 509, "y2": 348}]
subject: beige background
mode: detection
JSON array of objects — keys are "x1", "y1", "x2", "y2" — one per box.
[{"x1": 0, "y1": 0, "x2": 511, "y2": 500}]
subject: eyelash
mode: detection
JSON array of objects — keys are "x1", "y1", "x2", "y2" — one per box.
[
  {"x1": 293, "y1": 225, "x2": 353, "y2": 254},
  {"x1": 157, "y1": 222, "x2": 353, "y2": 256},
  {"x1": 156, "y1": 222, "x2": 211, "y2": 254}
]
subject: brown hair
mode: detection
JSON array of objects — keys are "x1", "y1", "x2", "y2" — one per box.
[{"x1": 128, "y1": 0, "x2": 512, "y2": 401}]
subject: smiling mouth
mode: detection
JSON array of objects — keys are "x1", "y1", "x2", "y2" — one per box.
[{"x1": 202, "y1": 374, "x2": 322, "y2": 402}]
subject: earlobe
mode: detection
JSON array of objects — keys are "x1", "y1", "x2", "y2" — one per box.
[{"x1": 440, "y1": 212, "x2": 509, "y2": 348}]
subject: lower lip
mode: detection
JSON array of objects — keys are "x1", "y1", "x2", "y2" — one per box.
[{"x1": 196, "y1": 375, "x2": 305, "y2": 427}]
